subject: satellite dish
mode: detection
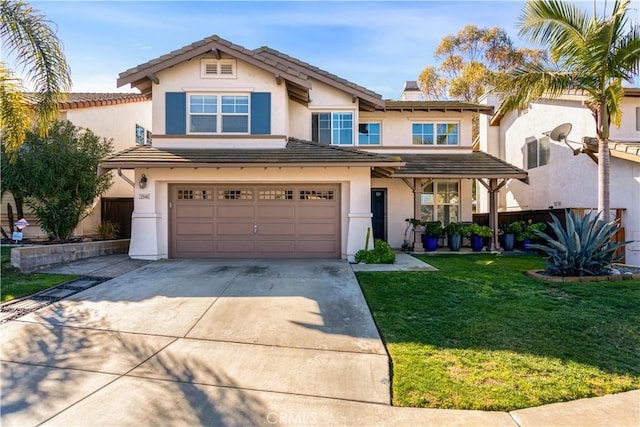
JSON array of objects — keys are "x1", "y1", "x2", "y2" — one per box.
[
  {"x1": 544, "y1": 122, "x2": 581, "y2": 156},
  {"x1": 548, "y1": 123, "x2": 572, "y2": 142}
]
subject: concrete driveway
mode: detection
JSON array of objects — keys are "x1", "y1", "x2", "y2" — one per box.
[
  {"x1": 4, "y1": 257, "x2": 634, "y2": 426},
  {"x1": 2, "y1": 259, "x2": 396, "y2": 426}
]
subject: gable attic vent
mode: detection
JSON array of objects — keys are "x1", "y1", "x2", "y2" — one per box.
[
  {"x1": 201, "y1": 59, "x2": 236, "y2": 79},
  {"x1": 204, "y1": 63, "x2": 218, "y2": 75},
  {"x1": 220, "y1": 63, "x2": 233, "y2": 75}
]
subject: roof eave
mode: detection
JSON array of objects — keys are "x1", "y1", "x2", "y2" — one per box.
[
  {"x1": 99, "y1": 161, "x2": 405, "y2": 170},
  {"x1": 117, "y1": 39, "x2": 311, "y2": 91}
]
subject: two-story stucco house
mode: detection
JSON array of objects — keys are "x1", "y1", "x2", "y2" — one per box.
[
  {"x1": 103, "y1": 35, "x2": 527, "y2": 261},
  {"x1": 479, "y1": 89, "x2": 640, "y2": 266},
  {"x1": 1, "y1": 93, "x2": 151, "y2": 240}
]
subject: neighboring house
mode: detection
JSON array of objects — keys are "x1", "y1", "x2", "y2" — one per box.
[
  {"x1": 1, "y1": 93, "x2": 152, "y2": 239},
  {"x1": 103, "y1": 35, "x2": 527, "y2": 261},
  {"x1": 479, "y1": 89, "x2": 640, "y2": 266}
]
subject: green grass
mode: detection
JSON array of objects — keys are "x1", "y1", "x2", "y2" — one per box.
[
  {"x1": 1, "y1": 246, "x2": 79, "y2": 303},
  {"x1": 357, "y1": 254, "x2": 640, "y2": 411}
]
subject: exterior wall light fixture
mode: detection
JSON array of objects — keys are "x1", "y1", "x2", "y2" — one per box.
[{"x1": 139, "y1": 174, "x2": 147, "y2": 189}]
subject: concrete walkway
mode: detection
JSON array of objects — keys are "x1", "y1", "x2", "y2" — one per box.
[{"x1": 1, "y1": 256, "x2": 638, "y2": 426}]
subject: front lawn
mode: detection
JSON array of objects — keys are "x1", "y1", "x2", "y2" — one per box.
[
  {"x1": 357, "y1": 254, "x2": 640, "y2": 411},
  {"x1": 1, "y1": 246, "x2": 79, "y2": 303}
]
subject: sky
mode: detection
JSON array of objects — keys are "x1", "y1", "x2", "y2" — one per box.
[{"x1": 16, "y1": 1, "x2": 640, "y2": 99}]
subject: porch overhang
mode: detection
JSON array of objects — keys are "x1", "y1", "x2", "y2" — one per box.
[
  {"x1": 98, "y1": 137, "x2": 404, "y2": 176},
  {"x1": 389, "y1": 152, "x2": 529, "y2": 183},
  {"x1": 385, "y1": 152, "x2": 528, "y2": 252}
]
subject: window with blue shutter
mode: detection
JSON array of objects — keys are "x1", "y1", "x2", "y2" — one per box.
[
  {"x1": 250, "y1": 92, "x2": 271, "y2": 135},
  {"x1": 165, "y1": 92, "x2": 186, "y2": 134}
]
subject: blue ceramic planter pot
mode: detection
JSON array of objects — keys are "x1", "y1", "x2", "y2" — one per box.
[
  {"x1": 423, "y1": 235, "x2": 438, "y2": 252},
  {"x1": 470, "y1": 234, "x2": 484, "y2": 252}
]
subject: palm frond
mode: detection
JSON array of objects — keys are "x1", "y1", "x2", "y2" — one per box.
[
  {"x1": 493, "y1": 60, "x2": 576, "y2": 118},
  {"x1": 0, "y1": 0, "x2": 71, "y2": 139},
  {"x1": 0, "y1": 64, "x2": 31, "y2": 159},
  {"x1": 519, "y1": 0, "x2": 591, "y2": 63}
]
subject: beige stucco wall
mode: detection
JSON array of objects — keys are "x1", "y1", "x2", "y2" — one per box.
[
  {"x1": 151, "y1": 53, "x2": 289, "y2": 146},
  {"x1": 129, "y1": 166, "x2": 373, "y2": 261},
  {"x1": 360, "y1": 110, "x2": 475, "y2": 149},
  {"x1": 481, "y1": 94, "x2": 640, "y2": 266}
]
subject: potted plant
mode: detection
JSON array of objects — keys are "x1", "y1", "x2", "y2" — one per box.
[
  {"x1": 422, "y1": 220, "x2": 443, "y2": 252},
  {"x1": 502, "y1": 221, "x2": 523, "y2": 251},
  {"x1": 523, "y1": 220, "x2": 547, "y2": 251},
  {"x1": 444, "y1": 222, "x2": 464, "y2": 251},
  {"x1": 463, "y1": 223, "x2": 493, "y2": 252}
]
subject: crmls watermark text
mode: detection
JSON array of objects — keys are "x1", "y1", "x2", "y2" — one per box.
[{"x1": 266, "y1": 411, "x2": 320, "y2": 425}]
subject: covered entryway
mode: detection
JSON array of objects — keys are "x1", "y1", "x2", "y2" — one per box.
[{"x1": 170, "y1": 184, "x2": 340, "y2": 258}]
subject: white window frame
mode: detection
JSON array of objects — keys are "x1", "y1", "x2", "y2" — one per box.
[
  {"x1": 412, "y1": 122, "x2": 460, "y2": 145},
  {"x1": 135, "y1": 124, "x2": 145, "y2": 145},
  {"x1": 311, "y1": 111, "x2": 354, "y2": 145},
  {"x1": 200, "y1": 58, "x2": 237, "y2": 79},
  {"x1": 526, "y1": 136, "x2": 550, "y2": 169},
  {"x1": 358, "y1": 122, "x2": 382, "y2": 145},
  {"x1": 420, "y1": 180, "x2": 460, "y2": 223},
  {"x1": 187, "y1": 93, "x2": 250, "y2": 135}
]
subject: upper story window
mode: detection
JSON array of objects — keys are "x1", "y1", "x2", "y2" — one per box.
[
  {"x1": 188, "y1": 94, "x2": 249, "y2": 134},
  {"x1": 412, "y1": 122, "x2": 459, "y2": 145},
  {"x1": 358, "y1": 123, "x2": 381, "y2": 145},
  {"x1": 526, "y1": 136, "x2": 550, "y2": 169},
  {"x1": 636, "y1": 107, "x2": 639, "y2": 131},
  {"x1": 312, "y1": 112, "x2": 353, "y2": 145},
  {"x1": 200, "y1": 59, "x2": 236, "y2": 79},
  {"x1": 135, "y1": 124, "x2": 146, "y2": 145}
]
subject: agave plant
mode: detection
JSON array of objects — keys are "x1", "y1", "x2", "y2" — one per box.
[{"x1": 529, "y1": 210, "x2": 629, "y2": 277}]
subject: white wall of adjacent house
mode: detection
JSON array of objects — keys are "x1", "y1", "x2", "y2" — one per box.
[
  {"x1": 128, "y1": 166, "x2": 373, "y2": 261},
  {"x1": 479, "y1": 94, "x2": 640, "y2": 266},
  {"x1": 0, "y1": 100, "x2": 151, "y2": 240}
]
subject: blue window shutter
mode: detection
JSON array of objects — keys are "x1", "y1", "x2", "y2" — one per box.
[
  {"x1": 250, "y1": 92, "x2": 271, "y2": 135},
  {"x1": 165, "y1": 92, "x2": 186, "y2": 134}
]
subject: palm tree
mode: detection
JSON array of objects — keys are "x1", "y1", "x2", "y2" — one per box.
[
  {"x1": 494, "y1": 0, "x2": 639, "y2": 222},
  {"x1": 0, "y1": 0, "x2": 71, "y2": 156}
]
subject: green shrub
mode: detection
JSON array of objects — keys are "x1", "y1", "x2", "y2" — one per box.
[
  {"x1": 423, "y1": 220, "x2": 443, "y2": 237},
  {"x1": 524, "y1": 220, "x2": 547, "y2": 239},
  {"x1": 530, "y1": 210, "x2": 629, "y2": 276},
  {"x1": 463, "y1": 223, "x2": 493, "y2": 238},
  {"x1": 355, "y1": 239, "x2": 396, "y2": 264},
  {"x1": 444, "y1": 222, "x2": 465, "y2": 236},
  {"x1": 503, "y1": 221, "x2": 524, "y2": 240}
]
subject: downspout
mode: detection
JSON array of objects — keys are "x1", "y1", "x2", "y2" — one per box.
[{"x1": 117, "y1": 169, "x2": 135, "y2": 188}]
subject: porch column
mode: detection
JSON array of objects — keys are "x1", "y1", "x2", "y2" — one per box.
[
  {"x1": 478, "y1": 178, "x2": 508, "y2": 252},
  {"x1": 413, "y1": 178, "x2": 424, "y2": 252},
  {"x1": 488, "y1": 179, "x2": 499, "y2": 252}
]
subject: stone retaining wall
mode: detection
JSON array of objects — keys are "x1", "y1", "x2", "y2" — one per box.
[{"x1": 11, "y1": 240, "x2": 130, "y2": 273}]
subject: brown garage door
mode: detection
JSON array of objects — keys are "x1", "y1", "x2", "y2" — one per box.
[{"x1": 170, "y1": 185, "x2": 340, "y2": 258}]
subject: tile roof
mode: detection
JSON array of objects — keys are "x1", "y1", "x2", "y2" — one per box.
[
  {"x1": 381, "y1": 100, "x2": 494, "y2": 113},
  {"x1": 57, "y1": 93, "x2": 149, "y2": 109},
  {"x1": 392, "y1": 152, "x2": 528, "y2": 181},
  {"x1": 254, "y1": 47, "x2": 383, "y2": 105},
  {"x1": 610, "y1": 141, "x2": 640, "y2": 163},
  {"x1": 117, "y1": 35, "x2": 382, "y2": 106},
  {"x1": 99, "y1": 138, "x2": 404, "y2": 170}
]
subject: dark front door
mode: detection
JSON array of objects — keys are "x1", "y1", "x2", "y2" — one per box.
[{"x1": 371, "y1": 189, "x2": 386, "y2": 241}]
